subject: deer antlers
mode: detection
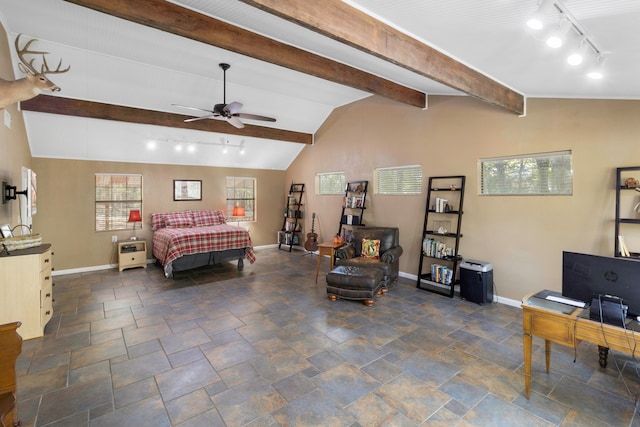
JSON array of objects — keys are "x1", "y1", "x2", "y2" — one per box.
[
  {"x1": 0, "y1": 34, "x2": 71, "y2": 109},
  {"x1": 15, "y1": 34, "x2": 71, "y2": 78}
]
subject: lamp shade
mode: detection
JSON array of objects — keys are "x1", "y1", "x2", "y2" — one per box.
[
  {"x1": 128, "y1": 209, "x2": 142, "y2": 223},
  {"x1": 232, "y1": 206, "x2": 245, "y2": 217}
]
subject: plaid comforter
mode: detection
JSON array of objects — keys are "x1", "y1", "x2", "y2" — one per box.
[{"x1": 153, "y1": 224, "x2": 256, "y2": 276}]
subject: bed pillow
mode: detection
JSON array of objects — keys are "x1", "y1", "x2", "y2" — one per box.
[
  {"x1": 211, "y1": 210, "x2": 227, "y2": 225},
  {"x1": 361, "y1": 239, "x2": 380, "y2": 259},
  {"x1": 150, "y1": 213, "x2": 167, "y2": 230},
  {"x1": 165, "y1": 211, "x2": 194, "y2": 228},
  {"x1": 191, "y1": 210, "x2": 226, "y2": 227}
]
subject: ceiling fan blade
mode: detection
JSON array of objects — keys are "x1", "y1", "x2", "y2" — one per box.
[
  {"x1": 184, "y1": 115, "x2": 217, "y2": 123},
  {"x1": 236, "y1": 113, "x2": 276, "y2": 122},
  {"x1": 227, "y1": 116, "x2": 245, "y2": 129},
  {"x1": 172, "y1": 104, "x2": 214, "y2": 114},
  {"x1": 224, "y1": 101, "x2": 243, "y2": 115}
]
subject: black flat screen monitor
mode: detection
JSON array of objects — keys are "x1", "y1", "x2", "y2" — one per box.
[{"x1": 562, "y1": 251, "x2": 640, "y2": 317}]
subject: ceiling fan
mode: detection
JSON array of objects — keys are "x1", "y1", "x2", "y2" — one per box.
[{"x1": 173, "y1": 63, "x2": 276, "y2": 129}]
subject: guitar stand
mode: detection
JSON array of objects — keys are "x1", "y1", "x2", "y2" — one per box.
[{"x1": 301, "y1": 250, "x2": 316, "y2": 257}]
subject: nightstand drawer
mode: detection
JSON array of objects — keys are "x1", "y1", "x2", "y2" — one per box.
[{"x1": 122, "y1": 251, "x2": 146, "y2": 265}]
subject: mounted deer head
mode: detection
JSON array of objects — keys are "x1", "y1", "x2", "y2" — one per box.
[{"x1": 0, "y1": 34, "x2": 70, "y2": 109}]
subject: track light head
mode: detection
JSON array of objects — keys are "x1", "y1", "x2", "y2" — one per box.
[{"x1": 527, "y1": 0, "x2": 555, "y2": 30}]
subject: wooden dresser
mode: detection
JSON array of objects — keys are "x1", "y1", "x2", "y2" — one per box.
[{"x1": 0, "y1": 244, "x2": 53, "y2": 340}]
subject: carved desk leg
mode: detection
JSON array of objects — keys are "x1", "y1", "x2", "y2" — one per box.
[{"x1": 598, "y1": 345, "x2": 609, "y2": 368}]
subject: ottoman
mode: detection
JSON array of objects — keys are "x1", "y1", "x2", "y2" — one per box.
[{"x1": 326, "y1": 265, "x2": 384, "y2": 306}]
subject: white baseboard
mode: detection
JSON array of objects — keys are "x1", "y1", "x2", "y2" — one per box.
[
  {"x1": 399, "y1": 271, "x2": 520, "y2": 308},
  {"x1": 50, "y1": 249, "x2": 522, "y2": 309}
]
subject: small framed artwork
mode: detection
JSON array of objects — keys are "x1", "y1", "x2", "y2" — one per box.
[
  {"x1": 173, "y1": 180, "x2": 202, "y2": 201},
  {"x1": 0, "y1": 224, "x2": 13, "y2": 238}
]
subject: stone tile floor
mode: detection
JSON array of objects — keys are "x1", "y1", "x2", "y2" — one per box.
[{"x1": 13, "y1": 247, "x2": 640, "y2": 426}]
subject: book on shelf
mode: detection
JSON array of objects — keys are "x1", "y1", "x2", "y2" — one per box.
[
  {"x1": 619, "y1": 235, "x2": 631, "y2": 257},
  {"x1": 433, "y1": 197, "x2": 449, "y2": 212},
  {"x1": 430, "y1": 263, "x2": 453, "y2": 285},
  {"x1": 342, "y1": 214, "x2": 360, "y2": 225},
  {"x1": 422, "y1": 238, "x2": 448, "y2": 259},
  {"x1": 344, "y1": 195, "x2": 364, "y2": 208}
]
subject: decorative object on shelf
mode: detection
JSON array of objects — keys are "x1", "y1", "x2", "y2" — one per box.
[
  {"x1": 128, "y1": 209, "x2": 142, "y2": 240},
  {"x1": 625, "y1": 177, "x2": 639, "y2": 188},
  {"x1": 417, "y1": 175, "x2": 466, "y2": 297},
  {"x1": 0, "y1": 34, "x2": 71, "y2": 110},
  {"x1": 173, "y1": 180, "x2": 202, "y2": 201}
]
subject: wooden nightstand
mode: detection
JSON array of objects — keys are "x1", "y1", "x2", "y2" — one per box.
[{"x1": 118, "y1": 240, "x2": 147, "y2": 272}]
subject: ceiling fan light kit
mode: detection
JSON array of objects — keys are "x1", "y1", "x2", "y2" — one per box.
[
  {"x1": 526, "y1": 0, "x2": 605, "y2": 79},
  {"x1": 173, "y1": 63, "x2": 276, "y2": 129}
]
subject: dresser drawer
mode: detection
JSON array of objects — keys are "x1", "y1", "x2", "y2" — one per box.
[
  {"x1": 41, "y1": 284, "x2": 53, "y2": 309},
  {"x1": 41, "y1": 284, "x2": 53, "y2": 327},
  {"x1": 40, "y1": 268, "x2": 53, "y2": 290},
  {"x1": 39, "y1": 250, "x2": 52, "y2": 272}
]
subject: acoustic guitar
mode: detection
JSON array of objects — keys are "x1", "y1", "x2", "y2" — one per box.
[{"x1": 304, "y1": 213, "x2": 319, "y2": 251}]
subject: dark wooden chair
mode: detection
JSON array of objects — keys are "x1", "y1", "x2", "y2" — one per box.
[{"x1": 0, "y1": 322, "x2": 22, "y2": 427}]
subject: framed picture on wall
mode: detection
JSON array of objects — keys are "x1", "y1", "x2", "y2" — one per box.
[{"x1": 173, "y1": 180, "x2": 202, "y2": 201}]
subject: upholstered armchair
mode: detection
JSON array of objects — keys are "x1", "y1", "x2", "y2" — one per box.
[{"x1": 335, "y1": 226, "x2": 403, "y2": 287}]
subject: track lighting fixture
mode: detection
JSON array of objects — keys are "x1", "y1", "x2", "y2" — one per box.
[
  {"x1": 587, "y1": 55, "x2": 606, "y2": 80},
  {"x1": 145, "y1": 137, "x2": 247, "y2": 154},
  {"x1": 566, "y1": 37, "x2": 589, "y2": 66},
  {"x1": 526, "y1": 0, "x2": 605, "y2": 79},
  {"x1": 526, "y1": 0, "x2": 554, "y2": 30},
  {"x1": 545, "y1": 17, "x2": 571, "y2": 49}
]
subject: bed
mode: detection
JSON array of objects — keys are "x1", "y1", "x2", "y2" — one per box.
[{"x1": 151, "y1": 210, "x2": 255, "y2": 277}]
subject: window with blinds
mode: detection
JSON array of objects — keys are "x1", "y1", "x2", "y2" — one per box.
[
  {"x1": 480, "y1": 151, "x2": 572, "y2": 195},
  {"x1": 226, "y1": 176, "x2": 255, "y2": 222},
  {"x1": 95, "y1": 174, "x2": 142, "y2": 231},
  {"x1": 316, "y1": 171, "x2": 346, "y2": 195},
  {"x1": 375, "y1": 165, "x2": 422, "y2": 195}
]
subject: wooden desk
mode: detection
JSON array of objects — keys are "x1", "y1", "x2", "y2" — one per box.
[
  {"x1": 315, "y1": 242, "x2": 342, "y2": 282},
  {"x1": 522, "y1": 292, "x2": 640, "y2": 399}
]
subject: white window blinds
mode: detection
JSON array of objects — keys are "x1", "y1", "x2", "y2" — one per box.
[
  {"x1": 375, "y1": 165, "x2": 422, "y2": 195},
  {"x1": 95, "y1": 174, "x2": 142, "y2": 231},
  {"x1": 480, "y1": 151, "x2": 572, "y2": 195},
  {"x1": 317, "y1": 172, "x2": 346, "y2": 195}
]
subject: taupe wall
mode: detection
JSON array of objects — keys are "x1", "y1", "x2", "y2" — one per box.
[
  {"x1": 30, "y1": 159, "x2": 286, "y2": 270},
  {"x1": 286, "y1": 95, "x2": 640, "y2": 301},
  {"x1": 0, "y1": 23, "x2": 31, "y2": 227}
]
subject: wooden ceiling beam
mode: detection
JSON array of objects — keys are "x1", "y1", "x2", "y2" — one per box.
[
  {"x1": 240, "y1": 0, "x2": 525, "y2": 115},
  {"x1": 63, "y1": 0, "x2": 426, "y2": 109},
  {"x1": 21, "y1": 96, "x2": 313, "y2": 145}
]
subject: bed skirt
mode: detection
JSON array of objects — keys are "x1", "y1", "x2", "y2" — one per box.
[{"x1": 165, "y1": 248, "x2": 246, "y2": 277}]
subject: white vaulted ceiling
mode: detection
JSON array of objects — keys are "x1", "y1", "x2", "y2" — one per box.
[{"x1": 0, "y1": 0, "x2": 638, "y2": 170}]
